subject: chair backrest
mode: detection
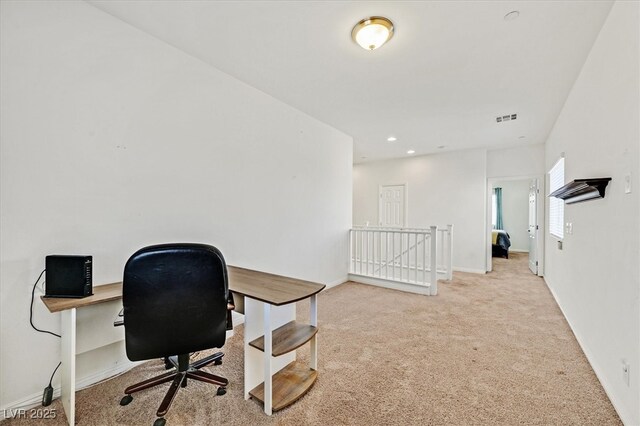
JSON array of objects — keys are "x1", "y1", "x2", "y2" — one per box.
[{"x1": 123, "y1": 243, "x2": 228, "y2": 361}]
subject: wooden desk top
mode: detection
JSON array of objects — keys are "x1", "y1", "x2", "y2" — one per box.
[
  {"x1": 227, "y1": 266, "x2": 325, "y2": 306},
  {"x1": 41, "y1": 266, "x2": 325, "y2": 312},
  {"x1": 41, "y1": 282, "x2": 123, "y2": 313}
]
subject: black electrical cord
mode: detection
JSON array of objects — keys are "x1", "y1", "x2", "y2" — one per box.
[
  {"x1": 42, "y1": 361, "x2": 61, "y2": 407},
  {"x1": 30, "y1": 269, "x2": 63, "y2": 406},
  {"x1": 30, "y1": 269, "x2": 61, "y2": 338},
  {"x1": 48, "y1": 362, "x2": 61, "y2": 386}
]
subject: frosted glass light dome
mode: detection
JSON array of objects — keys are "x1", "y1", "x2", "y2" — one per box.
[{"x1": 352, "y1": 17, "x2": 394, "y2": 51}]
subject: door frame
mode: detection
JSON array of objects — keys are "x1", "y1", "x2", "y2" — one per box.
[
  {"x1": 378, "y1": 183, "x2": 408, "y2": 228},
  {"x1": 486, "y1": 175, "x2": 545, "y2": 276}
]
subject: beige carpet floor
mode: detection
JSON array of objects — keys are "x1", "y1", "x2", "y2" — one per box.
[{"x1": 6, "y1": 253, "x2": 620, "y2": 425}]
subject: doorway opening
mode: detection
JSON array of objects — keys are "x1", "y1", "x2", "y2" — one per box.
[{"x1": 486, "y1": 176, "x2": 544, "y2": 276}]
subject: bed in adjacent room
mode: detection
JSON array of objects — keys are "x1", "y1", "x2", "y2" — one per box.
[{"x1": 492, "y1": 230, "x2": 511, "y2": 258}]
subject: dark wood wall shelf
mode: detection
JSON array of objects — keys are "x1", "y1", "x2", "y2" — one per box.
[{"x1": 549, "y1": 177, "x2": 611, "y2": 204}]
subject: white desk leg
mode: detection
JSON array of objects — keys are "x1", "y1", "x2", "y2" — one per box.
[
  {"x1": 60, "y1": 308, "x2": 76, "y2": 426},
  {"x1": 310, "y1": 294, "x2": 317, "y2": 370},
  {"x1": 263, "y1": 303, "x2": 272, "y2": 415}
]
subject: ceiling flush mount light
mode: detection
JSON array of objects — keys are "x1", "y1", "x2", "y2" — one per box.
[
  {"x1": 387, "y1": 136, "x2": 397, "y2": 142},
  {"x1": 352, "y1": 16, "x2": 394, "y2": 50},
  {"x1": 407, "y1": 149, "x2": 415, "y2": 155}
]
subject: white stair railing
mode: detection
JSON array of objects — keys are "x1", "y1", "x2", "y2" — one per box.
[{"x1": 349, "y1": 225, "x2": 453, "y2": 296}]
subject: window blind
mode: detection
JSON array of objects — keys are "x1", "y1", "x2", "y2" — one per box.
[{"x1": 548, "y1": 158, "x2": 565, "y2": 239}]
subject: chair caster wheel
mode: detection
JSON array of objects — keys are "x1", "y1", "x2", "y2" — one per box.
[
  {"x1": 153, "y1": 418, "x2": 166, "y2": 426},
  {"x1": 120, "y1": 395, "x2": 133, "y2": 406},
  {"x1": 214, "y1": 359, "x2": 222, "y2": 366},
  {"x1": 216, "y1": 387, "x2": 226, "y2": 396},
  {"x1": 164, "y1": 358, "x2": 173, "y2": 370}
]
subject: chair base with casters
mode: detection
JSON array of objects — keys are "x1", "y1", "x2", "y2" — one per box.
[
  {"x1": 120, "y1": 352, "x2": 228, "y2": 426},
  {"x1": 163, "y1": 353, "x2": 223, "y2": 370}
]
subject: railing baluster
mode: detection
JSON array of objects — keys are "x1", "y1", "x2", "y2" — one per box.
[
  {"x1": 386, "y1": 232, "x2": 389, "y2": 279},
  {"x1": 377, "y1": 231, "x2": 381, "y2": 278},
  {"x1": 399, "y1": 232, "x2": 402, "y2": 281},
  {"x1": 409, "y1": 232, "x2": 412, "y2": 283},
  {"x1": 353, "y1": 229, "x2": 357, "y2": 274},
  {"x1": 372, "y1": 230, "x2": 376, "y2": 276},
  {"x1": 423, "y1": 233, "x2": 427, "y2": 285},
  {"x1": 391, "y1": 232, "x2": 395, "y2": 280},
  {"x1": 364, "y1": 230, "x2": 368, "y2": 276},
  {"x1": 359, "y1": 229, "x2": 363, "y2": 275},
  {"x1": 404, "y1": 232, "x2": 409, "y2": 282},
  {"x1": 369, "y1": 231, "x2": 376, "y2": 275},
  {"x1": 349, "y1": 230, "x2": 353, "y2": 273},
  {"x1": 413, "y1": 234, "x2": 418, "y2": 284},
  {"x1": 369, "y1": 231, "x2": 372, "y2": 276},
  {"x1": 448, "y1": 224, "x2": 454, "y2": 280},
  {"x1": 354, "y1": 229, "x2": 358, "y2": 274},
  {"x1": 365, "y1": 229, "x2": 368, "y2": 275},
  {"x1": 369, "y1": 230, "x2": 372, "y2": 276},
  {"x1": 369, "y1": 231, "x2": 376, "y2": 276},
  {"x1": 440, "y1": 230, "x2": 444, "y2": 272},
  {"x1": 430, "y1": 226, "x2": 438, "y2": 295}
]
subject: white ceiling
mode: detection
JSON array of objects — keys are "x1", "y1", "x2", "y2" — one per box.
[{"x1": 88, "y1": 0, "x2": 613, "y2": 163}]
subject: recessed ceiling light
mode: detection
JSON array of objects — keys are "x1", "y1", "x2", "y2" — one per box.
[
  {"x1": 387, "y1": 136, "x2": 397, "y2": 142},
  {"x1": 407, "y1": 149, "x2": 415, "y2": 155},
  {"x1": 352, "y1": 17, "x2": 394, "y2": 50},
  {"x1": 504, "y1": 11, "x2": 520, "y2": 21}
]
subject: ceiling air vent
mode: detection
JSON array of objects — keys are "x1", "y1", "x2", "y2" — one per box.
[{"x1": 496, "y1": 113, "x2": 517, "y2": 123}]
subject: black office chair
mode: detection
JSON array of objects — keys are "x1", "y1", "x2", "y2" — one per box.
[{"x1": 118, "y1": 243, "x2": 230, "y2": 426}]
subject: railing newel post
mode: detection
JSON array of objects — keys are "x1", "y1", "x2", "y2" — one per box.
[{"x1": 430, "y1": 226, "x2": 438, "y2": 295}]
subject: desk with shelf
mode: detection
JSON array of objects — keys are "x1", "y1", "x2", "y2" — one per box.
[
  {"x1": 41, "y1": 283, "x2": 125, "y2": 426},
  {"x1": 41, "y1": 266, "x2": 325, "y2": 423},
  {"x1": 227, "y1": 266, "x2": 324, "y2": 414}
]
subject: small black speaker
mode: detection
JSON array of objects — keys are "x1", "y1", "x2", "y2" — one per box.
[{"x1": 45, "y1": 255, "x2": 93, "y2": 298}]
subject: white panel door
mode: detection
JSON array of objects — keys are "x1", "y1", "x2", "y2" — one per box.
[
  {"x1": 379, "y1": 184, "x2": 405, "y2": 228},
  {"x1": 528, "y1": 179, "x2": 538, "y2": 274}
]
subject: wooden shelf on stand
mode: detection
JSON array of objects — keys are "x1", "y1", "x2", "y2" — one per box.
[
  {"x1": 249, "y1": 321, "x2": 317, "y2": 357},
  {"x1": 249, "y1": 361, "x2": 318, "y2": 412}
]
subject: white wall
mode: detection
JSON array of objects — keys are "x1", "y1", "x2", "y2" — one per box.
[
  {"x1": 487, "y1": 144, "x2": 545, "y2": 179},
  {"x1": 0, "y1": 0, "x2": 352, "y2": 409},
  {"x1": 543, "y1": 2, "x2": 639, "y2": 424},
  {"x1": 353, "y1": 149, "x2": 487, "y2": 273},
  {"x1": 493, "y1": 180, "x2": 530, "y2": 252}
]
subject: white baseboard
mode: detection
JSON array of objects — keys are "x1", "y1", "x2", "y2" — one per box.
[
  {"x1": 510, "y1": 249, "x2": 529, "y2": 253},
  {"x1": 0, "y1": 360, "x2": 140, "y2": 414},
  {"x1": 543, "y1": 277, "x2": 635, "y2": 425},
  {"x1": 325, "y1": 276, "x2": 349, "y2": 289},
  {"x1": 231, "y1": 310, "x2": 244, "y2": 326},
  {"x1": 452, "y1": 266, "x2": 486, "y2": 274},
  {"x1": 347, "y1": 274, "x2": 431, "y2": 295}
]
